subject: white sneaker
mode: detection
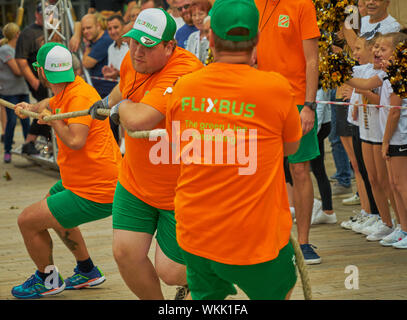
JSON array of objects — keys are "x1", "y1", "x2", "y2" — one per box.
[
  {"x1": 341, "y1": 210, "x2": 363, "y2": 230},
  {"x1": 358, "y1": 215, "x2": 380, "y2": 235},
  {"x1": 312, "y1": 199, "x2": 322, "y2": 215},
  {"x1": 392, "y1": 231, "x2": 407, "y2": 249},
  {"x1": 342, "y1": 193, "x2": 361, "y2": 206},
  {"x1": 361, "y1": 216, "x2": 381, "y2": 235},
  {"x1": 312, "y1": 210, "x2": 337, "y2": 225},
  {"x1": 366, "y1": 222, "x2": 394, "y2": 241},
  {"x1": 351, "y1": 212, "x2": 371, "y2": 233},
  {"x1": 380, "y1": 226, "x2": 404, "y2": 246}
]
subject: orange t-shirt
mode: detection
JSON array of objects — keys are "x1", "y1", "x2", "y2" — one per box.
[
  {"x1": 255, "y1": 0, "x2": 320, "y2": 105},
  {"x1": 49, "y1": 76, "x2": 121, "y2": 203},
  {"x1": 118, "y1": 47, "x2": 203, "y2": 210},
  {"x1": 166, "y1": 63, "x2": 302, "y2": 265}
]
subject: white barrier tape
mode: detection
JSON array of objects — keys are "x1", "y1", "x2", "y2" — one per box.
[{"x1": 316, "y1": 100, "x2": 407, "y2": 109}]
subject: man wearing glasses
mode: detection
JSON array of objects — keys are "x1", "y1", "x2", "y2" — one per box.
[
  {"x1": 175, "y1": 0, "x2": 197, "y2": 48},
  {"x1": 343, "y1": 0, "x2": 400, "y2": 50}
]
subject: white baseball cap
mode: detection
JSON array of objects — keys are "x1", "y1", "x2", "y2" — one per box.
[
  {"x1": 122, "y1": 8, "x2": 176, "y2": 47},
  {"x1": 32, "y1": 42, "x2": 75, "y2": 84}
]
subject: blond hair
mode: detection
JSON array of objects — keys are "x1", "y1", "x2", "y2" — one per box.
[{"x1": 0, "y1": 22, "x2": 20, "y2": 46}]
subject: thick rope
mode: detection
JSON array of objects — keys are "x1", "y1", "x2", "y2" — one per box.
[
  {"x1": 290, "y1": 233, "x2": 312, "y2": 300},
  {"x1": 0, "y1": 98, "x2": 165, "y2": 139}
]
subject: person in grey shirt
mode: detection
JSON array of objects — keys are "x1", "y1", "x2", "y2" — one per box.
[{"x1": 0, "y1": 22, "x2": 30, "y2": 163}]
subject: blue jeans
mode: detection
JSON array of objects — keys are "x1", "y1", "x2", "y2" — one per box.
[
  {"x1": 328, "y1": 90, "x2": 351, "y2": 187},
  {"x1": 1, "y1": 94, "x2": 31, "y2": 154}
]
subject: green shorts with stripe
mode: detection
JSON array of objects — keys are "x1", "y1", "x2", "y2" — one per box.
[
  {"x1": 287, "y1": 105, "x2": 320, "y2": 163},
  {"x1": 112, "y1": 182, "x2": 185, "y2": 265},
  {"x1": 47, "y1": 180, "x2": 113, "y2": 229},
  {"x1": 181, "y1": 242, "x2": 297, "y2": 300}
]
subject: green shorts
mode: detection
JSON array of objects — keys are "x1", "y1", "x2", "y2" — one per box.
[
  {"x1": 181, "y1": 242, "x2": 297, "y2": 300},
  {"x1": 287, "y1": 105, "x2": 320, "y2": 164},
  {"x1": 112, "y1": 182, "x2": 185, "y2": 265},
  {"x1": 47, "y1": 180, "x2": 113, "y2": 229}
]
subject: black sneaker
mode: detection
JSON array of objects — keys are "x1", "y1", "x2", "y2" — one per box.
[
  {"x1": 22, "y1": 141, "x2": 40, "y2": 155},
  {"x1": 300, "y1": 244, "x2": 321, "y2": 265},
  {"x1": 174, "y1": 285, "x2": 189, "y2": 300}
]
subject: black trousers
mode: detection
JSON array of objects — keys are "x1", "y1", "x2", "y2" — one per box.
[{"x1": 351, "y1": 125, "x2": 379, "y2": 215}]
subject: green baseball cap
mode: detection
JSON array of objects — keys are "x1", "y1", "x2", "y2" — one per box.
[
  {"x1": 123, "y1": 8, "x2": 176, "y2": 47},
  {"x1": 32, "y1": 42, "x2": 75, "y2": 84},
  {"x1": 210, "y1": 0, "x2": 259, "y2": 42}
]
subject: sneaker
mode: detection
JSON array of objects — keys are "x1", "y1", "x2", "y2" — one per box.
[
  {"x1": 22, "y1": 141, "x2": 40, "y2": 155},
  {"x1": 64, "y1": 266, "x2": 106, "y2": 290},
  {"x1": 352, "y1": 214, "x2": 377, "y2": 234},
  {"x1": 360, "y1": 216, "x2": 381, "y2": 235},
  {"x1": 4, "y1": 153, "x2": 11, "y2": 163},
  {"x1": 340, "y1": 210, "x2": 363, "y2": 230},
  {"x1": 300, "y1": 244, "x2": 321, "y2": 265},
  {"x1": 312, "y1": 210, "x2": 337, "y2": 225},
  {"x1": 380, "y1": 226, "x2": 404, "y2": 247},
  {"x1": 174, "y1": 285, "x2": 190, "y2": 300},
  {"x1": 366, "y1": 222, "x2": 394, "y2": 241},
  {"x1": 351, "y1": 211, "x2": 371, "y2": 233},
  {"x1": 312, "y1": 198, "x2": 322, "y2": 214},
  {"x1": 342, "y1": 193, "x2": 360, "y2": 206},
  {"x1": 332, "y1": 182, "x2": 352, "y2": 196},
  {"x1": 11, "y1": 270, "x2": 65, "y2": 299},
  {"x1": 392, "y1": 230, "x2": 407, "y2": 249},
  {"x1": 329, "y1": 173, "x2": 338, "y2": 182}
]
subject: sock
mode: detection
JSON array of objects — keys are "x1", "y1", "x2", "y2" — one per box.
[
  {"x1": 36, "y1": 270, "x2": 52, "y2": 282},
  {"x1": 77, "y1": 257, "x2": 95, "y2": 273}
]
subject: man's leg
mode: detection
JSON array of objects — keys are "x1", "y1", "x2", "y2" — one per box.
[
  {"x1": 12, "y1": 199, "x2": 66, "y2": 298},
  {"x1": 17, "y1": 199, "x2": 60, "y2": 272},
  {"x1": 155, "y1": 243, "x2": 187, "y2": 286},
  {"x1": 290, "y1": 161, "x2": 313, "y2": 245},
  {"x1": 113, "y1": 229, "x2": 164, "y2": 299}
]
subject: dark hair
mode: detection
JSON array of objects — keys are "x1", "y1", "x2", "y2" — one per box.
[
  {"x1": 140, "y1": 0, "x2": 165, "y2": 8},
  {"x1": 107, "y1": 14, "x2": 125, "y2": 25},
  {"x1": 213, "y1": 27, "x2": 258, "y2": 53}
]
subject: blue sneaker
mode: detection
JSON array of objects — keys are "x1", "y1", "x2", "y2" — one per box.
[
  {"x1": 11, "y1": 271, "x2": 65, "y2": 299},
  {"x1": 300, "y1": 244, "x2": 321, "y2": 265},
  {"x1": 65, "y1": 266, "x2": 106, "y2": 290}
]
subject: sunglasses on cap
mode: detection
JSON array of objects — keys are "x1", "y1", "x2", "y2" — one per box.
[{"x1": 177, "y1": 4, "x2": 190, "y2": 12}]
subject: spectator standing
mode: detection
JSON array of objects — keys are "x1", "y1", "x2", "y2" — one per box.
[
  {"x1": 344, "y1": 0, "x2": 400, "y2": 50},
  {"x1": 168, "y1": 0, "x2": 186, "y2": 30},
  {"x1": 102, "y1": 14, "x2": 130, "y2": 151},
  {"x1": 0, "y1": 22, "x2": 30, "y2": 163},
  {"x1": 15, "y1": 1, "x2": 52, "y2": 155},
  {"x1": 81, "y1": 13, "x2": 119, "y2": 142},
  {"x1": 175, "y1": 0, "x2": 197, "y2": 48},
  {"x1": 185, "y1": 0, "x2": 212, "y2": 63},
  {"x1": 255, "y1": 0, "x2": 321, "y2": 264}
]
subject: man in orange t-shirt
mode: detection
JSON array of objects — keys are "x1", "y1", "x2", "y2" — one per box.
[
  {"x1": 12, "y1": 43, "x2": 121, "y2": 299},
  {"x1": 89, "y1": 8, "x2": 203, "y2": 299},
  {"x1": 166, "y1": 0, "x2": 301, "y2": 300},
  {"x1": 255, "y1": 0, "x2": 322, "y2": 264}
]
